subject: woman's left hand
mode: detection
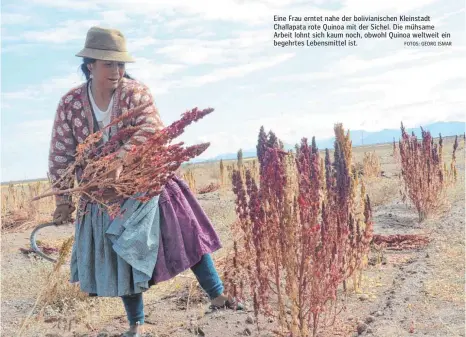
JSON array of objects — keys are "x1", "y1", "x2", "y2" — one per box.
[
  {"x1": 107, "y1": 163, "x2": 123, "y2": 181},
  {"x1": 109, "y1": 149, "x2": 137, "y2": 180}
]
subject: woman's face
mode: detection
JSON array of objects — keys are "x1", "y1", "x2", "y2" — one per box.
[{"x1": 89, "y1": 60, "x2": 126, "y2": 91}]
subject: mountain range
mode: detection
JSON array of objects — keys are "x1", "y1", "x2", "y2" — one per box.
[{"x1": 190, "y1": 121, "x2": 465, "y2": 163}]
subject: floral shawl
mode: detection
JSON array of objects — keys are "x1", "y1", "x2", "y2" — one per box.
[{"x1": 48, "y1": 77, "x2": 164, "y2": 208}]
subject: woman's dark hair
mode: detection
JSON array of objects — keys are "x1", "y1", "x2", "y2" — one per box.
[{"x1": 80, "y1": 57, "x2": 134, "y2": 80}]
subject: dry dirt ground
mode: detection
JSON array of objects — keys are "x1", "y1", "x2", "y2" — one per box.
[{"x1": 1, "y1": 139, "x2": 464, "y2": 337}]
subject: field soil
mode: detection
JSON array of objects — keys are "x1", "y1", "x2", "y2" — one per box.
[{"x1": 1, "y1": 140, "x2": 464, "y2": 337}]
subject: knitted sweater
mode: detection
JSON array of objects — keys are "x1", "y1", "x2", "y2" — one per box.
[{"x1": 48, "y1": 77, "x2": 164, "y2": 207}]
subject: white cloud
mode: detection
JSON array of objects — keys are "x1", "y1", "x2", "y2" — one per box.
[
  {"x1": 17, "y1": 10, "x2": 133, "y2": 44},
  {"x1": 2, "y1": 89, "x2": 39, "y2": 102},
  {"x1": 333, "y1": 49, "x2": 439, "y2": 73},
  {"x1": 328, "y1": 54, "x2": 466, "y2": 130},
  {"x1": 1, "y1": 118, "x2": 55, "y2": 182},
  {"x1": 260, "y1": 46, "x2": 465, "y2": 141},
  {"x1": 21, "y1": 0, "x2": 273, "y2": 23},
  {"x1": 250, "y1": 113, "x2": 338, "y2": 142},
  {"x1": 1, "y1": 73, "x2": 83, "y2": 108},
  {"x1": 154, "y1": 29, "x2": 271, "y2": 65},
  {"x1": 21, "y1": 20, "x2": 100, "y2": 43},
  {"x1": 2, "y1": 119, "x2": 54, "y2": 157},
  {"x1": 17, "y1": 0, "x2": 336, "y2": 25},
  {"x1": 27, "y1": 0, "x2": 99, "y2": 10},
  {"x1": 1, "y1": 13, "x2": 31, "y2": 25},
  {"x1": 16, "y1": 119, "x2": 54, "y2": 134},
  {"x1": 126, "y1": 53, "x2": 295, "y2": 95},
  {"x1": 184, "y1": 106, "x2": 346, "y2": 159},
  {"x1": 1, "y1": 43, "x2": 37, "y2": 54},
  {"x1": 126, "y1": 59, "x2": 185, "y2": 77},
  {"x1": 176, "y1": 53, "x2": 295, "y2": 87},
  {"x1": 431, "y1": 8, "x2": 465, "y2": 27},
  {"x1": 191, "y1": 131, "x2": 252, "y2": 159},
  {"x1": 97, "y1": 0, "x2": 282, "y2": 24},
  {"x1": 164, "y1": 17, "x2": 197, "y2": 29},
  {"x1": 15, "y1": 0, "x2": 448, "y2": 28},
  {"x1": 125, "y1": 58, "x2": 186, "y2": 95},
  {"x1": 273, "y1": 48, "x2": 461, "y2": 82},
  {"x1": 155, "y1": 40, "x2": 231, "y2": 66},
  {"x1": 347, "y1": 53, "x2": 464, "y2": 87},
  {"x1": 129, "y1": 37, "x2": 162, "y2": 52},
  {"x1": 2, "y1": 52, "x2": 292, "y2": 108},
  {"x1": 100, "y1": 10, "x2": 132, "y2": 25}
]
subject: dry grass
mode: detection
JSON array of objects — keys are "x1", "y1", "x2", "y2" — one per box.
[
  {"x1": 3, "y1": 235, "x2": 127, "y2": 336},
  {"x1": 219, "y1": 160, "x2": 226, "y2": 188},
  {"x1": 424, "y1": 243, "x2": 464, "y2": 304},
  {"x1": 11, "y1": 242, "x2": 216, "y2": 336},
  {"x1": 17, "y1": 236, "x2": 77, "y2": 336},
  {"x1": 362, "y1": 151, "x2": 381, "y2": 178},
  {"x1": 182, "y1": 168, "x2": 197, "y2": 192},
  {"x1": 209, "y1": 165, "x2": 221, "y2": 181},
  {"x1": 423, "y1": 183, "x2": 465, "y2": 305},
  {"x1": 7, "y1": 245, "x2": 231, "y2": 336},
  {"x1": 1, "y1": 180, "x2": 55, "y2": 233},
  {"x1": 364, "y1": 177, "x2": 400, "y2": 207}
]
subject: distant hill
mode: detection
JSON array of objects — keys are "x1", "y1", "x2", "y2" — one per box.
[
  {"x1": 190, "y1": 121, "x2": 465, "y2": 163},
  {"x1": 342, "y1": 121, "x2": 465, "y2": 148}
]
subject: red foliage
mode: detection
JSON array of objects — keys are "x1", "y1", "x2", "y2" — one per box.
[
  {"x1": 197, "y1": 182, "x2": 220, "y2": 194},
  {"x1": 398, "y1": 123, "x2": 449, "y2": 222},
  {"x1": 34, "y1": 104, "x2": 213, "y2": 218},
  {"x1": 372, "y1": 234, "x2": 430, "y2": 250},
  {"x1": 228, "y1": 126, "x2": 373, "y2": 336}
]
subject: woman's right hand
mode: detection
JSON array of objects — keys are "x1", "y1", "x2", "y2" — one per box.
[{"x1": 52, "y1": 204, "x2": 76, "y2": 225}]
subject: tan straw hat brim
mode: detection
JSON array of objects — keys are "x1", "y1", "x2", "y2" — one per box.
[{"x1": 76, "y1": 48, "x2": 135, "y2": 63}]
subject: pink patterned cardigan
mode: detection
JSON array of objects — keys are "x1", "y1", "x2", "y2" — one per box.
[{"x1": 48, "y1": 77, "x2": 164, "y2": 208}]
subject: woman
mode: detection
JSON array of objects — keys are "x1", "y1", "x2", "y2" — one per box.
[{"x1": 48, "y1": 26, "x2": 242, "y2": 337}]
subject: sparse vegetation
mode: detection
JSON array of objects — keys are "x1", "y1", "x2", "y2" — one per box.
[
  {"x1": 219, "y1": 159, "x2": 226, "y2": 188},
  {"x1": 362, "y1": 151, "x2": 381, "y2": 178},
  {"x1": 183, "y1": 168, "x2": 197, "y2": 193},
  {"x1": 1, "y1": 181, "x2": 55, "y2": 233},
  {"x1": 17, "y1": 236, "x2": 76, "y2": 336}
]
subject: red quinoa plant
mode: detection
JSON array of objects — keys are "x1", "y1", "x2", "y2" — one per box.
[
  {"x1": 33, "y1": 103, "x2": 213, "y2": 218},
  {"x1": 226, "y1": 125, "x2": 373, "y2": 337},
  {"x1": 398, "y1": 123, "x2": 457, "y2": 222}
]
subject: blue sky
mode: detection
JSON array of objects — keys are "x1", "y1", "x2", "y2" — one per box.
[{"x1": 1, "y1": 0, "x2": 464, "y2": 182}]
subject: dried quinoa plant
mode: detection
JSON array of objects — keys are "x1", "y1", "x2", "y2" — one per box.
[
  {"x1": 183, "y1": 168, "x2": 197, "y2": 193},
  {"x1": 33, "y1": 104, "x2": 213, "y2": 218},
  {"x1": 362, "y1": 151, "x2": 381, "y2": 178},
  {"x1": 18, "y1": 236, "x2": 75, "y2": 336}
]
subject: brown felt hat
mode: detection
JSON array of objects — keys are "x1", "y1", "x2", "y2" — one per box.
[{"x1": 76, "y1": 26, "x2": 135, "y2": 63}]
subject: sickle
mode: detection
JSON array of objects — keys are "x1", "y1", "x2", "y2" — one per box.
[{"x1": 30, "y1": 222, "x2": 73, "y2": 263}]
